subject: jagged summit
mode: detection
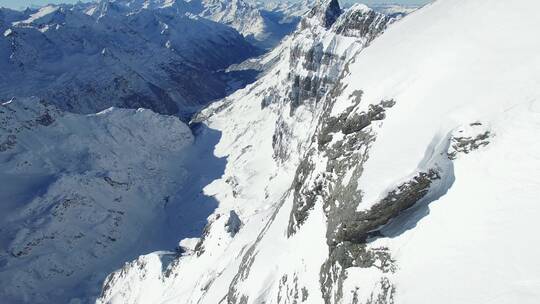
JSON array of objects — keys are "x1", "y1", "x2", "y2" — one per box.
[
  {"x1": 306, "y1": 0, "x2": 342, "y2": 28},
  {"x1": 333, "y1": 3, "x2": 390, "y2": 39}
]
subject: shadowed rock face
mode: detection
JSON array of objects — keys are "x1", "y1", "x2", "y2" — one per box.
[
  {"x1": 286, "y1": 3, "x2": 391, "y2": 117},
  {"x1": 284, "y1": 71, "x2": 401, "y2": 302},
  {"x1": 305, "y1": 0, "x2": 342, "y2": 29},
  {"x1": 333, "y1": 6, "x2": 391, "y2": 40},
  {"x1": 225, "y1": 210, "x2": 242, "y2": 236},
  {"x1": 321, "y1": 0, "x2": 342, "y2": 28}
]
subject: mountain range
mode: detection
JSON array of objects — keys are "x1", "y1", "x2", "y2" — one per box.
[{"x1": 2, "y1": 0, "x2": 539, "y2": 304}]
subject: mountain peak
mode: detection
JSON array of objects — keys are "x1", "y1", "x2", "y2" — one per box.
[
  {"x1": 307, "y1": 0, "x2": 342, "y2": 28},
  {"x1": 332, "y1": 3, "x2": 390, "y2": 39}
]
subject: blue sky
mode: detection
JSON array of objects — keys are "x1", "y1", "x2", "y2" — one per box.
[{"x1": 0, "y1": 0, "x2": 431, "y2": 10}]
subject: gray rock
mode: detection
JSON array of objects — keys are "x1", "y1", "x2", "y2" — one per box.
[
  {"x1": 303, "y1": 0, "x2": 342, "y2": 29},
  {"x1": 225, "y1": 210, "x2": 242, "y2": 236},
  {"x1": 448, "y1": 125, "x2": 491, "y2": 159}
]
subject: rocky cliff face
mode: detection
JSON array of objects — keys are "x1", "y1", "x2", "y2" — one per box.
[
  {"x1": 304, "y1": 0, "x2": 341, "y2": 29},
  {"x1": 287, "y1": 3, "x2": 390, "y2": 115},
  {"x1": 96, "y1": 2, "x2": 397, "y2": 304}
]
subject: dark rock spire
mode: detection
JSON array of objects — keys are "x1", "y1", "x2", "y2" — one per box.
[{"x1": 307, "y1": 0, "x2": 342, "y2": 29}]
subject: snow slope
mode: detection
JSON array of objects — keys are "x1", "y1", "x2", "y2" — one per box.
[
  {"x1": 97, "y1": 0, "x2": 540, "y2": 303},
  {"x1": 334, "y1": 0, "x2": 540, "y2": 302}
]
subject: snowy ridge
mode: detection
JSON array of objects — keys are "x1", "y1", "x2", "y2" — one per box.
[
  {"x1": 96, "y1": 1, "x2": 394, "y2": 303},
  {"x1": 97, "y1": 0, "x2": 540, "y2": 303}
]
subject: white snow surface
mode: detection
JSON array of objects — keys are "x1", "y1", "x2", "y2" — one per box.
[
  {"x1": 333, "y1": 0, "x2": 540, "y2": 302},
  {"x1": 13, "y1": 5, "x2": 60, "y2": 25},
  {"x1": 348, "y1": 0, "x2": 540, "y2": 210}
]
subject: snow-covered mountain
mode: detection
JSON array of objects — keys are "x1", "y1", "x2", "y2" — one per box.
[
  {"x1": 95, "y1": 0, "x2": 540, "y2": 304},
  {"x1": 80, "y1": 0, "x2": 306, "y2": 50},
  {"x1": 0, "y1": 1, "x2": 257, "y2": 118},
  {"x1": 190, "y1": 0, "x2": 304, "y2": 49},
  {"x1": 0, "y1": 1, "x2": 316, "y2": 302},
  {"x1": 0, "y1": 97, "x2": 199, "y2": 302}
]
